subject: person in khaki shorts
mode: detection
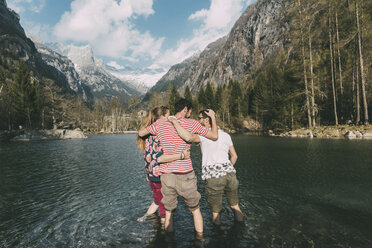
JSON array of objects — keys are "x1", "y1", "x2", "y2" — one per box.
[
  {"x1": 160, "y1": 170, "x2": 200, "y2": 212},
  {"x1": 169, "y1": 109, "x2": 244, "y2": 225}
]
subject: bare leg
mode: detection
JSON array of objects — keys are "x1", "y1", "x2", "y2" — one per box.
[
  {"x1": 230, "y1": 204, "x2": 244, "y2": 222},
  {"x1": 164, "y1": 210, "x2": 174, "y2": 232},
  {"x1": 137, "y1": 202, "x2": 158, "y2": 222},
  {"x1": 191, "y1": 207, "x2": 203, "y2": 234},
  {"x1": 212, "y1": 212, "x2": 221, "y2": 225},
  {"x1": 160, "y1": 217, "x2": 165, "y2": 230}
]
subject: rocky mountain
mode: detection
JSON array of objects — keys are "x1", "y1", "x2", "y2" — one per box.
[
  {"x1": 0, "y1": 0, "x2": 79, "y2": 94},
  {"x1": 30, "y1": 37, "x2": 92, "y2": 100},
  {"x1": 149, "y1": 0, "x2": 288, "y2": 94},
  {"x1": 46, "y1": 43, "x2": 140, "y2": 99}
]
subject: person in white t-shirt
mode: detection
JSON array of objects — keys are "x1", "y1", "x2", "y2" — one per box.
[{"x1": 168, "y1": 109, "x2": 244, "y2": 225}]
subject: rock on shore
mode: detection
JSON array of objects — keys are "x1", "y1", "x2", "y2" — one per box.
[
  {"x1": 277, "y1": 125, "x2": 372, "y2": 139},
  {"x1": 10, "y1": 128, "x2": 87, "y2": 141}
]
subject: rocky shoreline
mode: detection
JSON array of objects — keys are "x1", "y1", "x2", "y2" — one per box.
[
  {"x1": 274, "y1": 125, "x2": 372, "y2": 139},
  {"x1": 85, "y1": 130, "x2": 138, "y2": 135},
  {"x1": 2, "y1": 125, "x2": 372, "y2": 141},
  {"x1": 0, "y1": 128, "x2": 87, "y2": 141}
]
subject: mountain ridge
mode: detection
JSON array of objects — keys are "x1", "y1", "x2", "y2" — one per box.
[{"x1": 148, "y1": 0, "x2": 288, "y2": 95}]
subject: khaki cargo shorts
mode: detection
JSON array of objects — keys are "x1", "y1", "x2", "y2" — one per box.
[
  {"x1": 160, "y1": 171, "x2": 201, "y2": 211},
  {"x1": 205, "y1": 172, "x2": 239, "y2": 213}
]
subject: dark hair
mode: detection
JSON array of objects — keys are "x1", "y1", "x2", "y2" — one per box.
[
  {"x1": 175, "y1": 98, "x2": 193, "y2": 114},
  {"x1": 199, "y1": 109, "x2": 212, "y2": 127}
]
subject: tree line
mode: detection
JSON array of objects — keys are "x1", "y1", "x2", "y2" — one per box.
[
  {"x1": 146, "y1": 80, "x2": 254, "y2": 130},
  {"x1": 0, "y1": 59, "x2": 141, "y2": 132},
  {"x1": 287, "y1": 0, "x2": 371, "y2": 128},
  {"x1": 1, "y1": 0, "x2": 370, "y2": 132}
]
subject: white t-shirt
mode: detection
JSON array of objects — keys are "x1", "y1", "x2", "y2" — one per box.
[{"x1": 199, "y1": 129, "x2": 236, "y2": 180}]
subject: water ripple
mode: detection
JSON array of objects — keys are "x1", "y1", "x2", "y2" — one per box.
[{"x1": 1, "y1": 135, "x2": 372, "y2": 247}]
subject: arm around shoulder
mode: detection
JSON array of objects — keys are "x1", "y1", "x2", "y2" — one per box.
[
  {"x1": 138, "y1": 127, "x2": 150, "y2": 137},
  {"x1": 169, "y1": 116, "x2": 200, "y2": 143}
]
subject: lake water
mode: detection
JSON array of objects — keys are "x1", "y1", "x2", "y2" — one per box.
[{"x1": 1, "y1": 135, "x2": 372, "y2": 247}]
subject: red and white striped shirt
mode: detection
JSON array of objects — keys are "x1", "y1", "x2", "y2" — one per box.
[{"x1": 146, "y1": 117, "x2": 209, "y2": 174}]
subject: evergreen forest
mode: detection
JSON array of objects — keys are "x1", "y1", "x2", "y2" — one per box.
[{"x1": 0, "y1": 0, "x2": 371, "y2": 132}]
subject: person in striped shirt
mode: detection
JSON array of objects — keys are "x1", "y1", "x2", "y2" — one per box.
[
  {"x1": 138, "y1": 98, "x2": 218, "y2": 236},
  {"x1": 136, "y1": 106, "x2": 191, "y2": 227}
]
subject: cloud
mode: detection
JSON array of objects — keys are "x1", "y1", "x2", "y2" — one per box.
[
  {"x1": 128, "y1": 0, "x2": 154, "y2": 17},
  {"x1": 188, "y1": 9, "x2": 208, "y2": 21},
  {"x1": 191, "y1": 0, "x2": 247, "y2": 30},
  {"x1": 107, "y1": 61, "x2": 124, "y2": 70},
  {"x1": 7, "y1": 0, "x2": 46, "y2": 14},
  {"x1": 53, "y1": 0, "x2": 163, "y2": 60},
  {"x1": 22, "y1": 20, "x2": 54, "y2": 42},
  {"x1": 152, "y1": 0, "x2": 251, "y2": 70}
]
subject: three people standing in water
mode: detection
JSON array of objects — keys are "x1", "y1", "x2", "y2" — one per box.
[{"x1": 137, "y1": 98, "x2": 244, "y2": 236}]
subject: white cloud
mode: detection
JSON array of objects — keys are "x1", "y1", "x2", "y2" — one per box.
[
  {"x1": 188, "y1": 9, "x2": 208, "y2": 21},
  {"x1": 7, "y1": 0, "x2": 46, "y2": 14},
  {"x1": 22, "y1": 20, "x2": 54, "y2": 42},
  {"x1": 128, "y1": 0, "x2": 154, "y2": 17},
  {"x1": 107, "y1": 61, "x2": 124, "y2": 70},
  {"x1": 197, "y1": 0, "x2": 245, "y2": 30},
  {"x1": 152, "y1": 0, "x2": 251, "y2": 70},
  {"x1": 53, "y1": 0, "x2": 163, "y2": 60}
]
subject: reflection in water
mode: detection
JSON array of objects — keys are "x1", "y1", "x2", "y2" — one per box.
[{"x1": 1, "y1": 135, "x2": 372, "y2": 247}]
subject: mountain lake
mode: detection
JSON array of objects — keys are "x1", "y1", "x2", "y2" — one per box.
[{"x1": 1, "y1": 134, "x2": 372, "y2": 247}]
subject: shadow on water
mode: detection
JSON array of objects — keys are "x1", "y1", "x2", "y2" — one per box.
[
  {"x1": 205, "y1": 221, "x2": 258, "y2": 248},
  {"x1": 146, "y1": 218, "x2": 256, "y2": 248}
]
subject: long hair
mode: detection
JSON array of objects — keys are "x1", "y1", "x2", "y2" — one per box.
[{"x1": 137, "y1": 106, "x2": 169, "y2": 151}]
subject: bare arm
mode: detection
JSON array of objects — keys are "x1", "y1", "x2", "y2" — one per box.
[
  {"x1": 229, "y1": 145, "x2": 238, "y2": 165},
  {"x1": 138, "y1": 127, "x2": 150, "y2": 137},
  {"x1": 168, "y1": 116, "x2": 200, "y2": 143},
  {"x1": 204, "y1": 109, "x2": 218, "y2": 141},
  {"x1": 157, "y1": 149, "x2": 190, "y2": 163}
]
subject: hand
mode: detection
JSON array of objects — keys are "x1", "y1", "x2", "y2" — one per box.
[
  {"x1": 153, "y1": 167, "x2": 160, "y2": 177},
  {"x1": 183, "y1": 149, "x2": 191, "y2": 159},
  {"x1": 167, "y1": 115, "x2": 177, "y2": 123},
  {"x1": 205, "y1": 109, "x2": 215, "y2": 117}
]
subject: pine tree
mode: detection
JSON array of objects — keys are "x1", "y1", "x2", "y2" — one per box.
[
  {"x1": 184, "y1": 85, "x2": 192, "y2": 103},
  {"x1": 355, "y1": 0, "x2": 369, "y2": 124},
  {"x1": 197, "y1": 86, "x2": 206, "y2": 109},
  {"x1": 241, "y1": 86, "x2": 252, "y2": 117},
  {"x1": 168, "y1": 85, "x2": 181, "y2": 114},
  {"x1": 328, "y1": 2, "x2": 339, "y2": 125},
  {"x1": 229, "y1": 80, "x2": 242, "y2": 118},
  {"x1": 9, "y1": 62, "x2": 39, "y2": 128},
  {"x1": 204, "y1": 82, "x2": 215, "y2": 109},
  {"x1": 215, "y1": 85, "x2": 222, "y2": 112}
]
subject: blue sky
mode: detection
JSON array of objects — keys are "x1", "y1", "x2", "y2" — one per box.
[{"x1": 7, "y1": 0, "x2": 256, "y2": 86}]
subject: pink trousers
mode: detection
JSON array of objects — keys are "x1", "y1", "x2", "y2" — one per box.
[{"x1": 149, "y1": 181, "x2": 165, "y2": 218}]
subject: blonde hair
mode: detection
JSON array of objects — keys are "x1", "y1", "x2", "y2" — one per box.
[{"x1": 137, "y1": 106, "x2": 169, "y2": 151}]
